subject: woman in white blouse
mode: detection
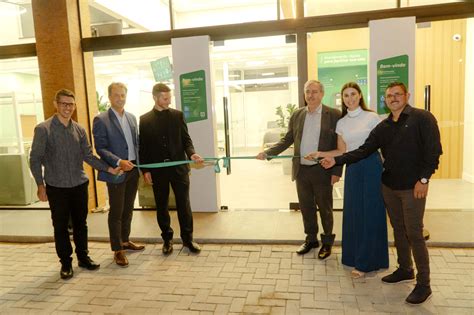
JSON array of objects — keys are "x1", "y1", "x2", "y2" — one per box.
[{"x1": 306, "y1": 82, "x2": 388, "y2": 278}]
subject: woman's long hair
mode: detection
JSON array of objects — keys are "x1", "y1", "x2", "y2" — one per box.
[{"x1": 340, "y1": 82, "x2": 371, "y2": 117}]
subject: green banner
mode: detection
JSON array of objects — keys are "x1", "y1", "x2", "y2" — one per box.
[
  {"x1": 180, "y1": 70, "x2": 208, "y2": 123},
  {"x1": 377, "y1": 55, "x2": 409, "y2": 114},
  {"x1": 317, "y1": 49, "x2": 368, "y2": 109},
  {"x1": 150, "y1": 57, "x2": 173, "y2": 82}
]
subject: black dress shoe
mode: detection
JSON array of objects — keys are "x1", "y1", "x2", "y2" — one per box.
[
  {"x1": 183, "y1": 241, "x2": 201, "y2": 253},
  {"x1": 318, "y1": 244, "x2": 332, "y2": 260},
  {"x1": 162, "y1": 240, "x2": 173, "y2": 255},
  {"x1": 296, "y1": 241, "x2": 319, "y2": 255},
  {"x1": 78, "y1": 257, "x2": 100, "y2": 270},
  {"x1": 60, "y1": 265, "x2": 73, "y2": 280}
]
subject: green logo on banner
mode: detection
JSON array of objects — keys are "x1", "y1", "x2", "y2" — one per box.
[
  {"x1": 377, "y1": 55, "x2": 409, "y2": 114},
  {"x1": 180, "y1": 70, "x2": 208, "y2": 123},
  {"x1": 150, "y1": 57, "x2": 173, "y2": 82}
]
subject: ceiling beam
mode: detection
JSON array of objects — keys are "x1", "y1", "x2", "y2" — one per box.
[{"x1": 81, "y1": 2, "x2": 474, "y2": 52}]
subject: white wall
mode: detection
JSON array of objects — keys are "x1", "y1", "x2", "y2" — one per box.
[{"x1": 463, "y1": 18, "x2": 474, "y2": 182}]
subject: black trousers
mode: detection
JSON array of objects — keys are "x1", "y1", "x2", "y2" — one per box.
[
  {"x1": 382, "y1": 184, "x2": 430, "y2": 286},
  {"x1": 106, "y1": 168, "x2": 139, "y2": 251},
  {"x1": 150, "y1": 168, "x2": 193, "y2": 243},
  {"x1": 46, "y1": 181, "x2": 89, "y2": 266},
  {"x1": 295, "y1": 165, "x2": 335, "y2": 245}
]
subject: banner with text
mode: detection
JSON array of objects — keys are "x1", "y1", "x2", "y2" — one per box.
[
  {"x1": 180, "y1": 70, "x2": 208, "y2": 123},
  {"x1": 376, "y1": 55, "x2": 409, "y2": 114},
  {"x1": 318, "y1": 49, "x2": 368, "y2": 110}
]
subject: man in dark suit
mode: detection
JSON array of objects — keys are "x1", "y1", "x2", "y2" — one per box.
[
  {"x1": 257, "y1": 80, "x2": 342, "y2": 258},
  {"x1": 93, "y1": 82, "x2": 145, "y2": 267},
  {"x1": 139, "y1": 83, "x2": 203, "y2": 255}
]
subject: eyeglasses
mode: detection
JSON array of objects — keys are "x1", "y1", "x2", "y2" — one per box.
[
  {"x1": 57, "y1": 101, "x2": 75, "y2": 108},
  {"x1": 385, "y1": 93, "x2": 405, "y2": 99}
]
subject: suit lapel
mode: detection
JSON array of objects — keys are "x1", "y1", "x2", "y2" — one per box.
[
  {"x1": 295, "y1": 108, "x2": 306, "y2": 142},
  {"x1": 318, "y1": 105, "x2": 329, "y2": 149}
]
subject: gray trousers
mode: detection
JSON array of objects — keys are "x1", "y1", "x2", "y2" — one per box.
[
  {"x1": 106, "y1": 168, "x2": 139, "y2": 251},
  {"x1": 295, "y1": 165, "x2": 335, "y2": 245},
  {"x1": 382, "y1": 184, "x2": 430, "y2": 286}
]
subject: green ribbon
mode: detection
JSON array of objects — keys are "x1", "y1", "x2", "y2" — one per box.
[{"x1": 136, "y1": 155, "x2": 302, "y2": 173}]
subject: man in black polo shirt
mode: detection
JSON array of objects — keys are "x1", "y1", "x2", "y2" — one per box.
[
  {"x1": 139, "y1": 83, "x2": 203, "y2": 255},
  {"x1": 321, "y1": 82, "x2": 442, "y2": 305}
]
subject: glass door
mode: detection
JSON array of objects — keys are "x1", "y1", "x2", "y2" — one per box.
[{"x1": 212, "y1": 35, "x2": 299, "y2": 210}]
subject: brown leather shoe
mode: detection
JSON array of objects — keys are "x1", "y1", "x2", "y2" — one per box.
[
  {"x1": 114, "y1": 250, "x2": 129, "y2": 267},
  {"x1": 122, "y1": 241, "x2": 145, "y2": 251}
]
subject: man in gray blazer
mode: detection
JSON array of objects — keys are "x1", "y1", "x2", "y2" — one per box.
[
  {"x1": 93, "y1": 82, "x2": 145, "y2": 267},
  {"x1": 257, "y1": 80, "x2": 342, "y2": 258}
]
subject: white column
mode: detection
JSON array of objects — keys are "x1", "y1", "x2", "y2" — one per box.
[
  {"x1": 369, "y1": 17, "x2": 415, "y2": 112},
  {"x1": 172, "y1": 36, "x2": 220, "y2": 212}
]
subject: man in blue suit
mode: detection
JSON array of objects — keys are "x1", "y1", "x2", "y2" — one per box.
[{"x1": 93, "y1": 82, "x2": 145, "y2": 267}]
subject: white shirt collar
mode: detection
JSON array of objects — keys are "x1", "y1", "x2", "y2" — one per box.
[{"x1": 347, "y1": 106, "x2": 363, "y2": 118}]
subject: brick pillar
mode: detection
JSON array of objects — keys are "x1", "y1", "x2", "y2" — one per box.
[{"x1": 32, "y1": 0, "x2": 106, "y2": 210}]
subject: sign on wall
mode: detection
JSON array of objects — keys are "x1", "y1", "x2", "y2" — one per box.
[
  {"x1": 376, "y1": 55, "x2": 409, "y2": 114},
  {"x1": 150, "y1": 57, "x2": 173, "y2": 81},
  {"x1": 317, "y1": 49, "x2": 368, "y2": 110},
  {"x1": 179, "y1": 70, "x2": 208, "y2": 123}
]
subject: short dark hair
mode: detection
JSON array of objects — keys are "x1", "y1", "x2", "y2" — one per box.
[
  {"x1": 385, "y1": 82, "x2": 408, "y2": 94},
  {"x1": 54, "y1": 89, "x2": 75, "y2": 102},
  {"x1": 108, "y1": 82, "x2": 128, "y2": 96},
  {"x1": 152, "y1": 83, "x2": 171, "y2": 98}
]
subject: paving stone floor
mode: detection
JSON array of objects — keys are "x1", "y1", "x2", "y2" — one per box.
[{"x1": 0, "y1": 242, "x2": 473, "y2": 314}]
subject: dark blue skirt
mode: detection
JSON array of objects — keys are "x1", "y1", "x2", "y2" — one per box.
[{"x1": 341, "y1": 152, "x2": 389, "y2": 272}]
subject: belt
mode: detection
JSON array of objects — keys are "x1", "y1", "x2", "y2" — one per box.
[{"x1": 300, "y1": 163, "x2": 320, "y2": 168}]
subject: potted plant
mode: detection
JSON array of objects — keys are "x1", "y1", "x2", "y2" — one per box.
[
  {"x1": 275, "y1": 103, "x2": 297, "y2": 134},
  {"x1": 96, "y1": 91, "x2": 110, "y2": 113},
  {"x1": 274, "y1": 103, "x2": 297, "y2": 175}
]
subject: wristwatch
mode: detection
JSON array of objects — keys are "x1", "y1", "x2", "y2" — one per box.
[{"x1": 420, "y1": 178, "x2": 429, "y2": 184}]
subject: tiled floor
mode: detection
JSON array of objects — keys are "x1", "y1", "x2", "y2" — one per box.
[
  {"x1": 0, "y1": 242, "x2": 473, "y2": 314},
  {"x1": 0, "y1": 206, "x2": 473, "y2": 314}
]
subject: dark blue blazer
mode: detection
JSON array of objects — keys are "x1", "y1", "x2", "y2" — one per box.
[{"x1": 93, "y1": 108, "x2": 139, "y2": 184}]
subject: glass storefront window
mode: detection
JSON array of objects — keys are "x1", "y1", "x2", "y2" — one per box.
[
  {"x1": 0, "y1": 0, "x2": 35, "y2": 45},
  {"x1": 304, "y1": 0, "x2": 395, "y2": 16},
  {"x1": 308, "y1": 19, "x2": 472, "y2": 213},
  {"x1": 86, "y1": 0, "x2": 171, "y2": 37},
  {"x1": 0, "y1": 56, "x2": 42, "y2": 206},
  {"x1": 92, "y1": 45, "x2": 175, "y2": 209},
  {"x1": 172, "y1": 0, "x2": 278, "y2": 29},
  {"x1": 212, "y1": 35, "x2": 299, "y2": 210},
  {"x1": 93, "y1": 45, "x2": 173, "y2": 118}
]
